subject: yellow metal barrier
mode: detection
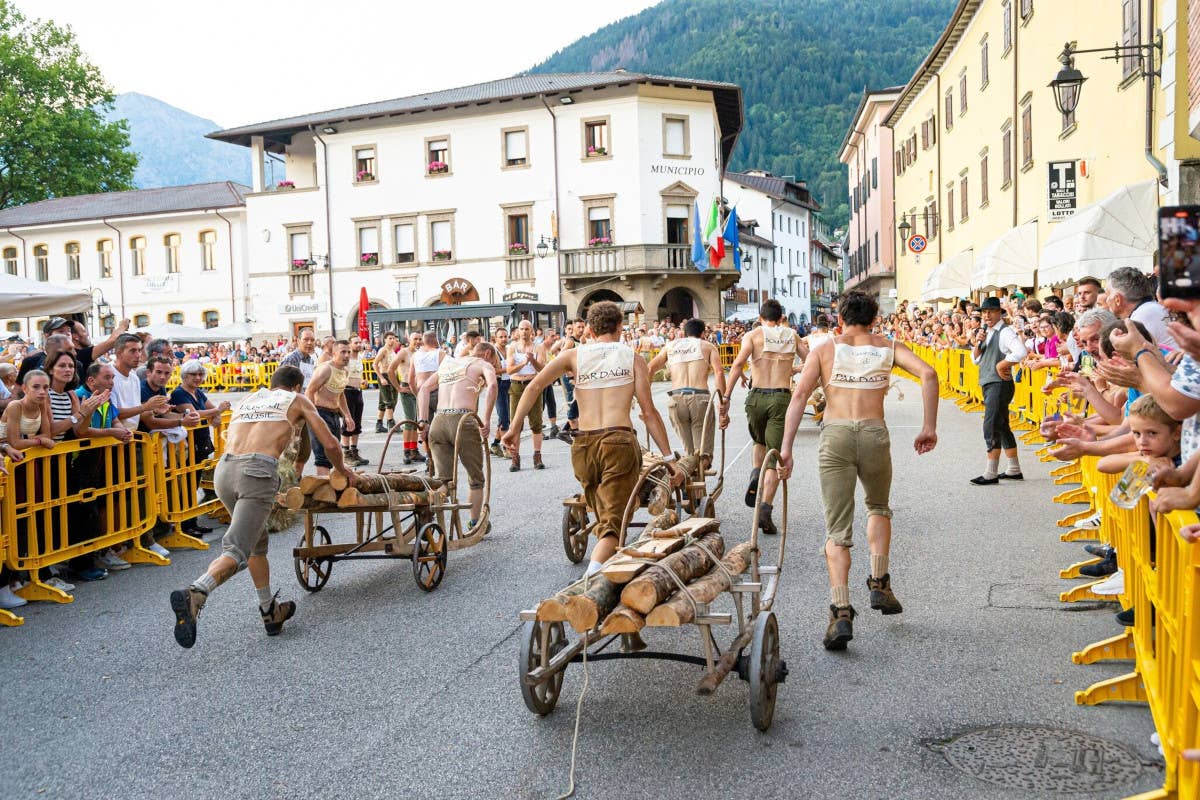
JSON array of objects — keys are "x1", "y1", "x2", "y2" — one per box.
[
  {"x1": 903, "y1": 341, "x2": 1200, "y2": 800},
  {"x1": 2, "y1": 433, "x2": 161, "y2": 604},
  {"x1": 152, "y1": 412, "x2": 230, "y2": 551},
  {"x1": 0, "y1": 474, "x2": 20, "y2": 626}
]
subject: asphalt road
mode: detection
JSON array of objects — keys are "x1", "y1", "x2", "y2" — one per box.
[{"x1": 1, "y1": 382, "x2": 1167, "y2": 799}]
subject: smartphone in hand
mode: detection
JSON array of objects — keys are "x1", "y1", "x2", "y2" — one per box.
[{"x1": 1159, "y1": 206, "x2": 1200, "y2": 299}]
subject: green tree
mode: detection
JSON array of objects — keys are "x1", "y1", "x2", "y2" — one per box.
[{"x1": 0, "y1": 0, "x2": 136, "y2": 209}]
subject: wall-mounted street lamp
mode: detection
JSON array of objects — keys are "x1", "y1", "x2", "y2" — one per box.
[
  {"x1": 1048, "y1": 28, "x2": 1166, "y2": 183},
  {"x1": 535, "y1": 235, "x2": 558, "y2": 258},
  {"x1": 90, "y1": 288, "x2": 111, "y2": 338},
  {"x1": 897, "y1": 211, "x2": 939, "y2": 238}
]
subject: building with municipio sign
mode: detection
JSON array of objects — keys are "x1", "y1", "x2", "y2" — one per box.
[{"x1": 209, "y1": 71, "x2": 745, "y2": 335}]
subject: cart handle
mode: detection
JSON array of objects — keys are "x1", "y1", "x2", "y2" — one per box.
[
  {"x1": 378, "y1": 419, "x2": 419, "y2": 473},
  {"x1": 749, "y1": 448, "x2": 787, "y2": 615}
]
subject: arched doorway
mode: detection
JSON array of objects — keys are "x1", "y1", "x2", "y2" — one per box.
[
  {"x1": 346, "y1": 299, "x2": 389, "y2": 341},
  {"x1": 657, "y1": 287, "x2": 697, "y2": 324},
  {"x1": 579, "y1": 289, "x2": 623, "y2": 318}
]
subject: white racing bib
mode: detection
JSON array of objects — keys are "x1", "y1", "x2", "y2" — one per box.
[
  {"x1": 575, "y1": 342, "x2": 635, "y2": 390},
  {"x1": 762, "y1": 326, "x2": 797, "y2": 355},
  {"x1": 231, "y1": 389, "x2": 296, "y2": 424},
  {"x1": 666, "y1": 338, "x2": 703, "y2": 367}
]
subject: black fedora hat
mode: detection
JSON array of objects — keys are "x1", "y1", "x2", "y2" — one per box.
[{"x1": 979, "y1": 297, "x2": 1003, "y2": 311}]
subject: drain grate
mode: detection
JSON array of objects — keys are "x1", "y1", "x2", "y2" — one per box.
[{"x1": 932, "y1": 724, "x2": 1143, "y2": 793}]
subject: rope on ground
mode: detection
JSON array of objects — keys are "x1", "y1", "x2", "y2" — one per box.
[{"x1": 554, "y1": 639, "x2": 589, "y2": 800}]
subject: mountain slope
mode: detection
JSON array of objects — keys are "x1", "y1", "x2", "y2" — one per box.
[
  {"x1": 530, "y1": 0, "x2": 956, "y2": 227},
  {"x1": 105, "y1": 93, "x2": 250, "y2": 188}
]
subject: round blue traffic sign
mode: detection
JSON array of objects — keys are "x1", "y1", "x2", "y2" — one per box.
[{"x1": 907, "y1": 235, "x2": 928, "y2": 254}]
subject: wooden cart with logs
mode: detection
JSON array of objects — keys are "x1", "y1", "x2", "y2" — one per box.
[
  {"x1": 559, "y1": 406, "x2": 726, "y2": 564},
  {"x1": 521, "y1": 450, "x2": 790, "y2": 731},
  {"x1": 289, "y1": 417, "x2": 490, "y2": 593}
]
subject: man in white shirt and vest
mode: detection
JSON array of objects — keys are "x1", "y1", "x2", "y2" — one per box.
[{"x1": 970, "y1": 297, "x2": 1027, "y2": 485}]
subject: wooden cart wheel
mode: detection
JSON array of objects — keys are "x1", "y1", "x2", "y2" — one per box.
[
  {"x1": 519, "y1": 620, "x2": 566, "y2": 716},
  {"x1": 293, "y1": 525, "x2": 332, "y2": 593},
  {"x1": 412, "y1": 522, "x2": 448, "y2": 592},
  {"x1": 561, "y1": 505, "x2": 589, "y2": 564},
  {"x1": 696, "y1": 495, "x2": 715, "y2": 519},
  {"x1": 749, "y1": 611, "x2": 780, "y2": 731}
]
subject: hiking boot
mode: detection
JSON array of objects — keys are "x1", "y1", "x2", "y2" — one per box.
[
  {"x1": 823, "y1": 604, "x2": 856, "y2": 651},
  {"x1": 548, "y1": 424, "x2": 560, "y2": 438},
  {"x1": 349, "y1": 447, "x2": 370, "y2": 467},
  {"x1": 409, "y1": 450, "x2": 426, "y2": 463},
  {"x1": 867, "y1": 573, "x2": 903, "y2": 614},
  {"x1": 170, "y1": 587, "x2": 207, "y2": 649},
  {"x1": 744, "y1": 471, "x2": 759, "y2": 508},
  {"x1": 375, "y1": 420, "x2": 387, "y2": 434},
  {"x1": 260, "y1": 593, "x2": 296, "y2": 637},
  {"x1": 533, "y1": 452, "x2": 546, "y2": 470},
  {"x1": 757, "y1": 503, "x2": 778, "y2": 535},
  {"x1": 510, "y1": 455, "x2": 521, "y2": 472},
  {"x1": 490, "y1": 442, "x2": 505, "y2": 457},
  {"x1": 557, "y1": 427, "x2": 575, "y2": 444}
]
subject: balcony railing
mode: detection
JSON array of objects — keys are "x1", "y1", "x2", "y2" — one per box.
[
  {"x1": 289, "y1": 269, "x2": 313, "y2": 295},
  {"x1": 561, "y1": 244, "x2": 694, "y2": 278},
  {"x1": 506, "y1": 255, "x2": 534, "y2": 283}
]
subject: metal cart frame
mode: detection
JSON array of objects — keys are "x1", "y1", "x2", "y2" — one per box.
[
  {"x1": 291, "y1": 416, "x2": 491, "y2": 593},
  {"x1": 521, "y1": 451, "x2": 789, "y2": 731}
]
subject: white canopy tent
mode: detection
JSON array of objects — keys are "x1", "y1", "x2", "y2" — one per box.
[
  {"x1": 1039, "y1": 179, "x2": 1159, "y2": 287},
  {"x1": 134, "y1": 322, "x2": 236, "y2": 343},
  {"x1": 972, "y1": 221, "x2": 1038, "y2": 291},
  {"x1": 0, "y1": 272, "x2": 91, "y2": 318},
  {"x1": 920, "y1": 248, "x2": 973, "y2": 302},
  {"x1": 203, "y1": 322, "x2": 254, "y2": 341}
]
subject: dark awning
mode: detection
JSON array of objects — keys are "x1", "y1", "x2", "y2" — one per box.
[{"x1": 366, "y1": 301, "x2": 566, "y2": 325}]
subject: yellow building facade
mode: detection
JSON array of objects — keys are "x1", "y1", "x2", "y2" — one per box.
[{"x1": 884, "y1": 0, "x2": 1195, "y2": 303}]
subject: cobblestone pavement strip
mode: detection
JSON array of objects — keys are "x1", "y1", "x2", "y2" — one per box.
[{"x1": 0, "y1": 383, "x2": 1166, "y2": 799}]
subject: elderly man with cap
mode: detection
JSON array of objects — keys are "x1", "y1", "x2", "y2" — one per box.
[
  {"x1": 17, "y1": 315, "x2": 129, "y2": 384},
  {"x1": 970, "y1": 296, "x2": 1027, "y2": 485}
]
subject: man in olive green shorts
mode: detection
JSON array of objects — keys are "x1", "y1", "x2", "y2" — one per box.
[
  {"x1": 725, "y1": 299, "x2": 807, "y2": 535},
  {"x1": 374, "y1": 332, "x2": 399, "y2": 433}
]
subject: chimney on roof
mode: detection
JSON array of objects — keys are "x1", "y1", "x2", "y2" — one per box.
[{"x1": 745, "y1": 169, "x2": 771, "y2": 177}]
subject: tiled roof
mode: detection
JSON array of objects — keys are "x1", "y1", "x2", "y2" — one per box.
[
  {"x1": 0, "y1": 182, "x2": 249, "y2": 228},
  {"x1": 725, "y1": 171, "x2": 821, "y2": 212},
  {"x1": 209, "y1": 71, "x2": 744, "y2": 163}
]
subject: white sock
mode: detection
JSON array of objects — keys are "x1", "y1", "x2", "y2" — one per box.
[
  {"x1": 586, "y1": 560, "x2": 603, "y2": 576},
  {"x1": 1006, "y1": 455, "x2": 1021, "y2": 475},
  {"x1": 256, "y1": 584, "x2": 275, "y2": 611},
  {"x1": 984, "y1": 459, "x2": 999, "y2": 480}
]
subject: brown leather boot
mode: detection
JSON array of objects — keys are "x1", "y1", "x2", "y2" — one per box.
[
  {"x1": 823, "y1": 604, "x2": 856, "y2": 651},
  {"x1": 533, "y1": 451, "x2": 545, "y2": 470},
  {"x1": 509, "y1": 454, "x2": 521, "y2": 472},
  {"x1": 170, "y1": 586, "x2": 207, "y2": 649},
  {"x1": 260, "y1": 593, "x2": 296, "y2": 636},
  {"x1": 867, "y1": 573, "x2": 903, "y2": 615}
]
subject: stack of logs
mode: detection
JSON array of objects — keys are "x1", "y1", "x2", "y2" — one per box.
[
  {"x1": 535, "y1": 517, "x2": 754, "y2": 635},
  {"x1": 278, "y1": 471, "x2": 446, "y2": 511}
]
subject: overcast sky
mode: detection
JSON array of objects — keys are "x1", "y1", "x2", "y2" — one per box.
[{"x1": 21, "y1": 0, "x2": 660, "y2": 127}]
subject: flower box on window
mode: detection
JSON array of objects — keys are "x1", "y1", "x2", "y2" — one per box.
[
  {"x1": 432, "y1": 250, "x2": 453, "y2": 261},
  {"x1": 588, "y1": 237, "x2": 613, "y2": 248},
  {"x1": 586, "y1": 146, "x2": 607, "y2": 157},
  {"x1": 276, "y1": 180, "x2": 295, "y2": 189},
  {"x1": 356, "y1": 171, "x2": 375, "y2": 182},
  {"x1": 427, "y1": 161, "x2": 449, "y2": 175},
  {"x1": 360, "y1": 252, "x2": 379, "y2": 266},
  {"x1": 508, "y1": 243, "x2": 528, "y2": 255},
  {"x1": 291, "y1": 258, "x2": 309, "y2": 269}
]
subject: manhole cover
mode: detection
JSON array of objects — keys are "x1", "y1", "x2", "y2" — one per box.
[{"x1": 934, "y1": 724, "x2": 1143, "y2": 793}]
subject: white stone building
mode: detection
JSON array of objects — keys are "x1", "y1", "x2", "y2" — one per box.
[
  {"x1": 0, "y1": 183, "x2": 248, "y2": 339},
  {"x1": 721, "y1": 171, "x2": 820, "y2": 326},
  {"x1": 209, "y1": 71, "x2": 744, "y2": 337}
]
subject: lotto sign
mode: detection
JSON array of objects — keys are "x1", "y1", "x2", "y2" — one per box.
[
  {"x1": 1048, "y1": 160, "x2": 1078, "y2": 221},
  {"x1": 907, "y1": 235, "x2": 928, "y2": 254}
]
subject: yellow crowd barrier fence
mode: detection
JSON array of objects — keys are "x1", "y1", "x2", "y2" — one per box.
[
  {"x1": 903, "y1": 343, "x2": 1198, "y2": 800},
  {"x1": 0, "y1": 413, "x2": 230, "y2": 625},
  {"x1": 166, "y1": 360, "x2": 381, "y2": 392}
]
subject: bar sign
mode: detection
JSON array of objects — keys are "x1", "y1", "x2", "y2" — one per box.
[{"x1": 1048, "y1": 161, "x2": 1078, "y2": 221}]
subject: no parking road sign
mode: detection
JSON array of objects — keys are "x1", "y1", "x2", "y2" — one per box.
[{"x1": 907, "y1": 234, "x2": 928, "y2": 254}]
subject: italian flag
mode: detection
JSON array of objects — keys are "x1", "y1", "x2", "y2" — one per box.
[{"x1": 703, "y1": 198, "x2": 725, "y2": 267}]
